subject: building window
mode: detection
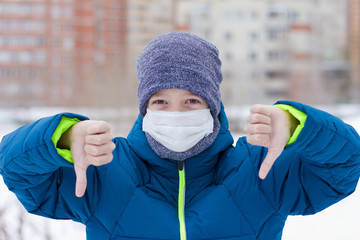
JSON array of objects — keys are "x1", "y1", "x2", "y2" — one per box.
[
  {"x1": 64, "y1": 23, "x2": 73, "y2": 31},
  {"x1": 64, "y1": 6, "x2": 73, "y2": 18},
  {"x1": 52, "y1": 6, "x2": 61, "y2": 19},
  {"x1": 18, "y1": 52, "x2": 32, "y2": 63},
  {"x1": 249, "y1": 51, "x2": 258, "y2": 62},
  {"x1": 250, "y1": 71, "x2": 260, "y2": 81},
  {"x1": 224, "y1": 52, "x2": 232, "y2": 61},
  {"x1": 223, "y1": 10, "x2": 233, "y2": 22},
  {"x1": 36, "y1": 52, "x2": 46, "y2": 63},
  {"x1": 266, "y1": 89, "x2": 288, "y2": 97},
  {"x1": 52, "y1": 72, "x2": 61, "y2": 83},
  {"x1": 52, "y1": 23, "x2": 61, "y2": 33},
  {"x1": 63, "y1": 38, "x2": 74, "y2": 50},
  {"x1": 52, "y1": 39, "x2": 61, "y2": 48},
  {"x1": 267, "y1": 50, "x2": 288, "y2": 61},
  {"x1": 249, "y1": 32, "x2": 259, "y2": 42},
  {"x1": 95, "y1": 38, "x2": 103, "y2": 48},
  {"x1": 224, "y1": 32, "x2": 232, "y2": 41},
  {"x1": 265, "y1": 70, "x2": 288, "y2": 79},
  {"x1": 0, "y1": 52, "x2": 12, "y2": 63},
  {"x1": 250, "y1": 11, "x2": 259, "y2": 20},
  {"x1": 0, "y1": 20, "x2": 10, "y2": 30},
  {"x1": 267, "y1": 5, "x2": 288, "y2": 20},
  {"x1": 0, "y1": 36, "x2": 46, "y2": 47},
  {"x1": 0, "y1": 20, "x2": 47, "y2": 31},
  {"x1": 288, "y1": 11, "x2": 298, "y2": 21},
  {"x1": 52, "y1": 55, "x2": 61, "y2": 65},
  {"x1": 95, "y1": 53, "x2": 104, "y2": 64},
  {"x1": 63, "y1": 55, "x2": 73, "y2": 64},
  {"x1": 0, "y1": 4, "x2": 45, "y2": 15},
  {"x1": 267, "y1": 28, "x2": 287, "y2": 41},
  {"x1": 236, "y1": 10, "x2": 243, "y2": 20}
]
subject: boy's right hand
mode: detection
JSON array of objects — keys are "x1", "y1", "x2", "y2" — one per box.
[{"x1": 70, "y1": 120, "x2": 115, "y2": 197}]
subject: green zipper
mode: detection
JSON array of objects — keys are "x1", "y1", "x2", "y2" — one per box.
[{"x1": 178, "y1": 161, "x2": 186, "y2": 240}]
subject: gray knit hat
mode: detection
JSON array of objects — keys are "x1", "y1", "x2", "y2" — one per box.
[
  {"x1": 136, "y1": 32, "x2": 223, "y2": 119},
  {"x1": 136, "y1": 32, "x2": 223, "y2": 160}
]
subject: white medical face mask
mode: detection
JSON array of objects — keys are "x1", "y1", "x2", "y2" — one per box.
[{"x1": 142, "y1": 108, "x2": 214, "y2": 152}]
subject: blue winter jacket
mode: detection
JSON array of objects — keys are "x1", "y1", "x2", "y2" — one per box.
[{"x1": 1, "y1": 101, "x2": 360, "y2": 240}]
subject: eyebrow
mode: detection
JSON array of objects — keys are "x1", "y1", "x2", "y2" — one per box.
[{"x1": 151, "y1": 90, "x2": 200, "y2": 98}]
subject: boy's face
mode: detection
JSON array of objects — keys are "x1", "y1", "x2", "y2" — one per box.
[{"x1": 147, "y1": 89, "x2": 209, "y2": 112}]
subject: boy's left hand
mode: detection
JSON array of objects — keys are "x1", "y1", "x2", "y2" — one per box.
[{"x1": 244, "y1": 105, "x2": 295, "y2": 180}]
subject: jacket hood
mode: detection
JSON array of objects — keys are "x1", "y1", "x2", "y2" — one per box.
[{"x1": 127, "y1": 103, "x2": 234, "y2": 180}]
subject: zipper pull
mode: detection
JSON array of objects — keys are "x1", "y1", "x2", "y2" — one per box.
[{"x1": 178, "y1": 161, "x2": 184, "y2": 171}]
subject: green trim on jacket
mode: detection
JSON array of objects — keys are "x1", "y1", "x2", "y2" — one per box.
[
  {"x1": 276, "y1": 104, "x2": 307, "y2": 145},
  {"x1": 51, "y1": 116, "x2": 81, "y2": 163}
]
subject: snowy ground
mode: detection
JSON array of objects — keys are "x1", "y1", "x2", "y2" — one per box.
[
  {"x1": 0, "y1": 183, "x2": 85, "y2": 240},
  {"x1": 1, "y1": 106, "x2": 360, "y2": 239}
]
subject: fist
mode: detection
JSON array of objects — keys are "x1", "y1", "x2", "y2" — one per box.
[{"x1": 70, "y1": 120, "x2": 116, "y2": 197}]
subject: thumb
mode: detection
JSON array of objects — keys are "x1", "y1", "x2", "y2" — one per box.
[
  {"x1": 258, "y1": 146, "x2": 283, "y2": 180},
  {"x1": 74, "y1": 163, "x2": 88, "y2": 197}
]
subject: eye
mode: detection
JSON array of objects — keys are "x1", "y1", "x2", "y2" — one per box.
[
  {"x1": 153, "y1": 99, "x2": 167, "y2": 105},
  {"x1": 186, "y1": 99, "x2": 201, "y2": 104}
]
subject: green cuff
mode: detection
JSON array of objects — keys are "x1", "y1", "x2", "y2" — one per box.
[
  {"x1": 275, "y1": 104, "x2": 307, "y2": 145},
  {"x1": 51, "y1": 116, "x2": 81, "y2": 163}
]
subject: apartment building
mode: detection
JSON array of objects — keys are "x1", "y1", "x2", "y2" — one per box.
[
  {"x1": 0, "y1": 0, "x2": 125, "y2": 107},
  {"x1": 0, "y1": 0, "x2": 353, "y2": 108},
  {"x1": 0, "y1": 2, "x2": 49, "y2": 107},
  {"x1": 175, "y1": 0, "x2": 350, "y2": 105},
  {"x1": 0, "y1": 0, "x2": 173, "y2": 108}
]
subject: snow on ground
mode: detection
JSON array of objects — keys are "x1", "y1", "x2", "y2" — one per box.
[
  {"x1": 1, "y1": 106, "x2": 360, "y2": 239},
  {"x1": 0, "y1": 180, "x2": 85, "y2": 240},
  {"x1": 283, "y1": 184, "x2": 360, "y2": 239}
]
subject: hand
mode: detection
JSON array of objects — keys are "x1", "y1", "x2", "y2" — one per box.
[
  {"x1": 244, "y1": 105, "x2": 296, "y2": 180},
  {"x1": 69, "y1": 120, "x2": 115, "y2": 197}
]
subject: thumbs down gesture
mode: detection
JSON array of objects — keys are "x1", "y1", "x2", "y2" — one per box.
[
  {"x1": 59, "y1": 120, "x2": 116, "y2": 197},
  {"x1": 244, "y1": 105, "x2": 298, "y2": 180}
]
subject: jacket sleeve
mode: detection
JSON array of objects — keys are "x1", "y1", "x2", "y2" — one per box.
[
  {"x1": 254, "y1": 101, "x2": 360, "y2": 217},
  {"x1": 0, "y1": 113, "x2": 101, "y2": 223}
]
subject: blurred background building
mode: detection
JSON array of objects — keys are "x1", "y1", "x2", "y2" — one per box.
[
  {"x1": 176, "y1": 0, "x2": 353, "y2": 106},
  {"x1": 0, "y1": 0, "x2": 173, "y2": 109},
  {"x1": 349, "y1": 0, "x2": 360, "y2": 101},
  {"x1": 0, "y1": 0, "x2": 359, "y2": 108}
]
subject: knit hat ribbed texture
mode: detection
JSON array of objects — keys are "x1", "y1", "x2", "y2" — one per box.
[{"x1": 136, "y1": 32, "x2": 223, "y2": 119}]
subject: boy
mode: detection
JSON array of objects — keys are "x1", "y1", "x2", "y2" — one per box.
[{"x1": 1, "y1": 32, "x2": 360, "y2": 240}]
